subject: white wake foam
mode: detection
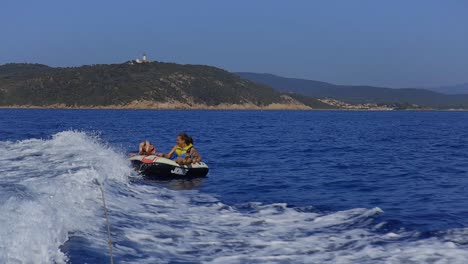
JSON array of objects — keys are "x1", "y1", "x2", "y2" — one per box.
[
  {"x1": 1, "y1": 131, "x2": 468, "y2": 264},
  {"x1": 105, "y1": 184, "x2": 468, "y2": 264},
  {"x1": 0, "y1": 131, "x2": 130, "y2": 263}
]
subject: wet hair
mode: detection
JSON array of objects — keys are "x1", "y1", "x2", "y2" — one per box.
[
  {"x1": 178, "y1": 132, "x2": 193, "y2": 145},
  {"x1": 178, "y1": 132, "x2": 189, "y2": 141}
]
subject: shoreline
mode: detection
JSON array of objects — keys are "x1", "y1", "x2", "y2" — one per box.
[
  {"x1": 1, "y1": 105, "x2": 467, "y2": 111},
  {"x1": 0, "y1": 105, "x2": 320, "y2": 110},
  {"x1": 0, "y1": 100, "x2": 315, "y2": 110}
]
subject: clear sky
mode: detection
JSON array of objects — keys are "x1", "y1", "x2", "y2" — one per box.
[{"x1": 1, "y1": 0, "x2": 467, "y2": 87}]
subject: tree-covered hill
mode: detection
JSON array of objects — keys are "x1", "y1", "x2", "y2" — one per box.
[{"x1": 0, "y1": 62, "x2": 333, "y2": 109}]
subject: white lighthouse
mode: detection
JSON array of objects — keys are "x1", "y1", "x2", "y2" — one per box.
[{"x1": 134, "y1": 53, "x2": 149, "y2": 64}]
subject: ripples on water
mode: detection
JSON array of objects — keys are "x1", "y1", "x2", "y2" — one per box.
[{"x1": 1, "y1": 110, "x2": 468, "y2": 263}]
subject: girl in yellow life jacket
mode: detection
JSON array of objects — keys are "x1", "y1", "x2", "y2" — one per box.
[{"x1": 159, "y1": 132, "x2": 202, "y2": 165}]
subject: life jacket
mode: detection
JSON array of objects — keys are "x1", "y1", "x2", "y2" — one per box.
[{"x1": 173, "y1": 144, "x2": 193, "y2": 159}]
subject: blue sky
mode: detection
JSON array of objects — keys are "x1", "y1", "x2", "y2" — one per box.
[{"x1": 1, "y1": 0, "x2": 467, "y2": 87}]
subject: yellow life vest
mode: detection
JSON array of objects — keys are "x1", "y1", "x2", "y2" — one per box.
[{"x1": 174, "y1": 144, "x2": 193, "y2": 159}]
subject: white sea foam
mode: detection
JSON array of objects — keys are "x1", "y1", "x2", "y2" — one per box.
[
  {"x1": 1, "y1": 131, "x2": 468, "y2": 263},
  {"x1": 0, "y1": 131, "x2": 130, "y2": 263},
  {"x1": 105, "y1": 184, "x2": 468, "y2": 264}
]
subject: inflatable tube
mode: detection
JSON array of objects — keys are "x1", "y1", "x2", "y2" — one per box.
[{"x1": 129, "y1": 155, "x2": 209, "y2": 178}]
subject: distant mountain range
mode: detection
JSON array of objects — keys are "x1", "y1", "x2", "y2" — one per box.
[
  {"x1": 0, "y1": 63, "x2": 333, "y2": 109},
  {"x1": 236, "y1": 72, "x2": 468, "y2": 109},
  {"x1": 425, "y1": 83, "x2": 468, "y2": 95}
]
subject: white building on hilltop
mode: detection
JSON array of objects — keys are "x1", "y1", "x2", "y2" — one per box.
[{"x1": 133, "y1": 53, "x2": 149, "y2": 64}]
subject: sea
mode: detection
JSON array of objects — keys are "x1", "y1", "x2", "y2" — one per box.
[{"x1": 1, "y1": 109, "x2": 468, "y2": 264}]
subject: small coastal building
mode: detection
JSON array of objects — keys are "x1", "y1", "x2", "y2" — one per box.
[{"x1": 129, "y1": 54, "x2": 150, "y2": 64}]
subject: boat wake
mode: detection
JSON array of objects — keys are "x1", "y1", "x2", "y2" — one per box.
[
  {"x1": 0, "y1": 131, "x2": 467, "y2": 263},
  {"x1": 0, "y1": 131, "x2": 130, "y2": 263}
]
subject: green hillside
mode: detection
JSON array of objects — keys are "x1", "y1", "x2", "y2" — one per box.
[{"x1": 0, "y1": 62, "x2": 332, "y2": 109}]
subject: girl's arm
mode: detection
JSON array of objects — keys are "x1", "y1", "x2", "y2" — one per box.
[
  {"x1": 160, "y1": 145, "x2": 177, "y2": 159},
  {"x1": 190, "y1": 148, "x2": 202, "y2": 163},
  {"x1": 138, "y1": 142, "x2": 144, "y2": 155}
]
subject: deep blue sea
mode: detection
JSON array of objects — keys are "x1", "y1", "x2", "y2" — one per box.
[{"x1": 1, "y1": 109, "x2": 468, "y2": 263}]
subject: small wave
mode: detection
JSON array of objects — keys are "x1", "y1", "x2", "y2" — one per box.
[{"x1": 0, "y1": 131, "x2": 131, "y2": 263}]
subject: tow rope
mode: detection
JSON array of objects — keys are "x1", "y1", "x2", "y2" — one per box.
[{"x1": 94, "y1": 179, "x2": 114, "y2": 264}]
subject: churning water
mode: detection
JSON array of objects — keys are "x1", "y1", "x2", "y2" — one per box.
[{"x1": 1, "y1": 110, "x2": 468, "y2": 263}]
